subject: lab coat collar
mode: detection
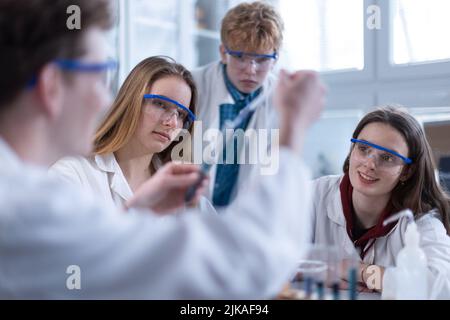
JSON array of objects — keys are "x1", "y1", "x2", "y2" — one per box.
[
  {"x1": 328, "y1": 174, "x2": 403, "y2": 261},
  {"x1": 200, "y1": 61, "x2": 276, "y2": 129},
  {"x1": 94, "y1": 153, "x2": 117, "y2": 173},
  {"x1": 324, "y1": 175, "x2": 361, "y2": 259},
  {"x1": 326, "y1": 175, "x2": 347, "y2": 227},
  {"x1": 326, "y1": 175, "x2": 399, "y2": 239},
  {"x1": 0, "y1": 137, "x2": 24, "y2": 171},
  {"x1": 93, "y1": 153, "x2": 164, "y2": 202},
  {"x1": 94, "y1": 152, "x2": 164, "y2": 175},
  {"x1": 95, "y1": 153, "x2": 133, "y2": 202},
  {"x1": 214, "y1": 62, "x2": 235, "y2": 106}
]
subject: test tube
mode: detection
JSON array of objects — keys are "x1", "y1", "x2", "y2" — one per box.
[
  {"x1": 327, "y1": 246, "x2": 341, "y2": 300},
  {"x1": 331, "y1": 282, "x2": 340, "y2": 300},
  {"x1": 309, "y1": 245, "x2": 328, "y2": 300},
  {"x1": 347, "y1": 253, "x2": 359, "y2": 300},
  {"x1": 304, "y1": 276, "x2": 313, "y2": 298},
  {"x1": 296, "y1": 259, "x2": 327, "y2": 299},
  {"x1": 316, "y1": 281, "x2": 325, "y2": 300}
]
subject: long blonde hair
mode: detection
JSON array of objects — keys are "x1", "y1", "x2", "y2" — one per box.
[{"x1": 94, "y1": 56, "x2": 197, "y2": 166}]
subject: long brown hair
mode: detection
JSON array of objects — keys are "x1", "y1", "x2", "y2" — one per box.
[
  {"x1": 94, "y1": 56, "x2": 197, "y2": 167},
  {"x1": 342, "y1": 106, "x2": 450, "y2": 234}
]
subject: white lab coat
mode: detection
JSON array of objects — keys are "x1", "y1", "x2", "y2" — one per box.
[
  {"x1": 191, "y1": 62, "x2": 278, "y2": 205},
  {"x1": 311, "y1": 175, "x2": 450, "y2": 299},
  {"x1": 0, "y1": 137, "x2": 311, "y2": 299},
  {"x1": 49, "y1": 154, "x2": 215, "y2": 215}
]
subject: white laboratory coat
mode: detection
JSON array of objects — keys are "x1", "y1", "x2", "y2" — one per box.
[
  {"x1": 191, "y1": 62, "x2": 278, "y2": 205},
  {"x1": 49, "y1": 154, "x2": 215, "y2": 215},
  {"x1": 311, "y1": 175, "x2": 450, "y2": 299},
  {"x1": 0, "y1": 137, "x2": 311, "y2": 299}
]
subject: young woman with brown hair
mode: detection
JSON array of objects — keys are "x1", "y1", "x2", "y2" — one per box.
[{"x1": 310, "y1": 106, "x2": 450, "y2": 298}]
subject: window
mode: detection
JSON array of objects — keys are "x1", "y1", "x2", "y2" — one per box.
[
  {"x1": 392, "y1": 0, "x2": 450, "y2": 65},
  {"x1": 114, "y1": 1, "x2": 450, "y2": 178},
  {"x1": 106, "y1": 0, "x2": 120, "y2": 94},
  {"x1": 278, "y1": 0, "x2": 364, "y2": 72},
  {"x1": 194, "y1": 0, "x2": 228, "y2": 66},
  {"x1": 128, "y1": 0, "x2": 179, "y2": 70},
  {"x1": 193, "y1": 0, "x2": 250, "y2": 66},
  {"x1": 120, "y1": 0, "x2": 248, "y2": 79},
  {"x1": 303, "y1": 110, "x2": 364, "y2": 178}
]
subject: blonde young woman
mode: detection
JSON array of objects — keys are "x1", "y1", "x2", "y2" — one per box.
[{"x1": 50, "y1": 56, "x2": 212, "y2": 212}]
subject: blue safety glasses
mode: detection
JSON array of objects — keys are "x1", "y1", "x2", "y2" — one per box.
[
  {"x1": 351, "y1": 138, "x2": 413, "y2": 167},
  {"x1": 224, "y1": 46, "x2": 278, "y2": 71},
  {"x1": 26, "y1": 59, "x2": 118, "y2": 89},
  {"x1": 143, "y1": 94, "x2": 196, "y2": 129}
]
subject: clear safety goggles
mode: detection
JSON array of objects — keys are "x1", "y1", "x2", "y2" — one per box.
[
  {"x1": 350, "y1": 138, "x2": 412, "y2": 172},
  {"x1": 143, "y1": 94, "x2": 196, "y2": 129},
  {"x1": 27, "y1": 58, "x2": 118, "y2": 89},
  {"x1": 224, "y1": 46, "x2": 278, "y2": 71}
]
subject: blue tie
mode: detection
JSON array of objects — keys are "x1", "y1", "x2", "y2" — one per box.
[{"x1": 212, "y1": 65, "x2": 262, "y2": 207}]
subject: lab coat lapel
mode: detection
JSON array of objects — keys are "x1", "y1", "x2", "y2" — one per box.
[
  {"x1": 326, "y1": 177, "x2": 358, "y2": 257},
  {"x1": 204, "y1": 64, "x2": 233, "y2": 198},
  {"x1": 210, "y1": 63, "x2": 233, "y2": 130},
  {"x1": 110, "y1": 168, "x2": 133, "y2": 203},
  {"x1": 326, "y1": 177, "x2": 347, "y2": 227},
  {"x1": 0, "y1": 138, "x2": 23, "y2": 171},
  {"x1": 95, "y1": 154, "x2": 133, "y2": 203}
]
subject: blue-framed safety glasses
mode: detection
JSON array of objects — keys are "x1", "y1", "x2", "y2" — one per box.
[
  {"x1": 26, "y1": 58, "x2": 118, "y2": 89},
  {"x1": 224, "y1": 46, "x2": 278, "y2": 71},
  {"x1": 351, "y1": 138, "x2": 413, "y2": 167},
  {"x1": 143, "y1": 94, "x2": 196, "y2": 129}
]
